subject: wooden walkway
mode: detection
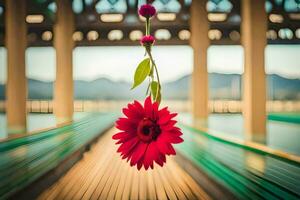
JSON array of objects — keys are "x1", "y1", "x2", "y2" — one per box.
[{"x1": 38, "y1": 128, "x2": 210, "y2": 200}]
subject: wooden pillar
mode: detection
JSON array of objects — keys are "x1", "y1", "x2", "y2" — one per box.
[
  {"x1": 242, "y1": 0, "x2": 267, "y2": 143},
  {"x1": 190, "y1": 0, "x2": 209, "y2": 119},
  {"x1": 5, "y1": 0, "x2": 27, "y2": 134},
  {"x1": 54, "y1": 0, "x2": 74, "y2": 124}
]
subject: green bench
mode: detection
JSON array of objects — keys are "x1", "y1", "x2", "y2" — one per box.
[
  {"x1": 0, "y1": 113, "x2": 117, "y2": 199},
  {"x1": 177, "y1": 123, "x2": 300, "y2": 200},
  {"x1": 268, "y1": 113, "x2": 300, "y2": 124}
]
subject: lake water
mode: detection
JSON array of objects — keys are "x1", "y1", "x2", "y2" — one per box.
[
  {"x1": 1, "y1": 112, "x2": 299, "y2": 156},
  {"x1": 179, "y1": 113, "x2": 300, "y2": 156},
  {"x1": 0, "y1": 113, "x2": 89, "y2": 139}
]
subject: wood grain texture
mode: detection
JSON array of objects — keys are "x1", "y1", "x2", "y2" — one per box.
[{"x1": 38, "y1": 128, "x2": 211, "y2": 200}]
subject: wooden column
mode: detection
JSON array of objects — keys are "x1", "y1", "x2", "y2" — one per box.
[
  {"x1": 5, "y1": 0, "x2": 27, "y2": 134},
  {"x1": 54, "y1": 0, "x2": 74, "y2": 124},
  {"x1": 242, "y1": 0, "x2": 267, "y2": 143},
  {"x1": 190, "y1": 0, "x2": 209, "y2": 119}
]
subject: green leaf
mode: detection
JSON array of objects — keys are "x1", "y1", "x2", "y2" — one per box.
[
  {"x1": 151, "y1": 81, "x2": 160, "y2": 101},
  {"x1": 131, "y1": 58, "x2": 151, "y2": 89}
]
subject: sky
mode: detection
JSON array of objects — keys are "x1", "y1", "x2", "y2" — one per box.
[{"x1": 0, "y1": 45, "x2": 300, "y2": 84}]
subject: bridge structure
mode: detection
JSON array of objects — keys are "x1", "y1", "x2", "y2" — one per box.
[{"x1": 0, "y1": 0, "x2": 300, "y2": 199}]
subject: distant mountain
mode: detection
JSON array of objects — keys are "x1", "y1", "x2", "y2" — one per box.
[
  {"x1": 0, "y1": 84, "x2": 4, "y2": 100},
  {"x1": 267, "y1": 74, "x2": 300, "y2": 100},
  {"x1": 28, "y1": 79, "x2": 53, "y2": 99},
  {"x1": 163, "y1": 73, "x2": 242, "y2": 100},
  {"x1": 0, "y1": 73, "x2": 299, "y2": 100}
]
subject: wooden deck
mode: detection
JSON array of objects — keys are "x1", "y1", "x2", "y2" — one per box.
[{"x1": 38, "y1": 128, "x2": 210, "y2": 200}]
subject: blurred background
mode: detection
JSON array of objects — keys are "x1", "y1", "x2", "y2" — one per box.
[
  {"x1": 0, "y1": 0, "x2": 299, "y2": 199},
  {"x1": 0, "y1": 0, "x2": 299, "y2": 154}
]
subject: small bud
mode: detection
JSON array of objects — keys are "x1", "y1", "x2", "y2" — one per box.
[
  {"x1": 140, "y1": 35, "x2": 155, "y2": 46},
  {"x1": 138, "y1": 4, "x2": 156, "y2": 18}
]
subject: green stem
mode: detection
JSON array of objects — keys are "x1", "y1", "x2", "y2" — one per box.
[
  {"x1": 145, "y1": 21, "x2": 148, "y2": 35},
  {"x1": 146, "y1": 18, "x2": 150, "y2": 35},
  {"x1": 148, "y1": 19, "x2": 151, "y2": 35},
  {"x1": 147, "y1": 50, "x2": 161, "y2": 101},
  {"x1": 146, "y1": 78, "x2": 151, "y2": 95}
]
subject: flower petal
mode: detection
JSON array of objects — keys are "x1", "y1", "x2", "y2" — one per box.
[
  {"x1": 133, "y1": 100, "x2": 144, "y2": 114},
  {"x1": 130, "y1": 142, "x2": 148, "y2": 166},
  {"x1": 115, "y1": 133, "x2": 136, "y2": 144},
  {"x1": 128, "y1": 103, "x2": 144, "y2": 119},
  {"x1": 158, "y1": 107, "x2": 170, "y2": 118},
  {"x1": 158, "y1": 130, "x2": 183, "y2": 144},
  {"x1": 160, "y1": 120, "x2": 177, "y2": 131},
  {"x1": 122, "y1": 107, "x2": 140, "y2": 120},
  {"x1": 156, "y1": 138, "x2": 177, "y2": 155},
  {"x1": 158, "y1": 113, "x2": 177, "y2": 125},
  {"x1": 143, "y1": 142, "x2": 159, "y2": 170},
  {"x1": 117, "y1": 137, "x2": 139, "y2": 154},
  {"x1": 137, "y1": 157, "x2": 144, "y2": 170},
  {"x1": 112, "y1": 131, "x2": 128, "y2": 140},
  {"x1": 166, "y1": 143, "x2": 176, "y2": 155},
  {"x1": 144, "y1": 96, "x2": 153, "y2": 119},
  {"x1": 115, "y1": 118, "x2": 138, "y2": 132}
]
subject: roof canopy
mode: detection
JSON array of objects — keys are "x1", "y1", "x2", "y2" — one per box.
[{"x1": 0, "y1": 0, "x2": 299, "y2": 46}]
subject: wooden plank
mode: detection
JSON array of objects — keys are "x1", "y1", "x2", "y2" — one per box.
[
  {"x1": 67, "y1": 144, "x2": 112, "y2": 199},
  {"x1": 175, "y1": 161, "x2": 211, "y2": 200},
  {"x1": 38, "y1": 128, "x2": 210, "y2": 200},
  {"x1": 121, "y1": 166, "x2": 134, "y2": 200},
  {"x1": 157, "y1": 166, "x2": 178, "y2": 200},
  {"x1": 39, "y1": 134, "x2": 109, "y2": 200},
  {"x1": 80, "y1": 141, "x2": 117, "y2": 199},
  {"x1": 152, "y1": 167, "x2": 168, "y2": 200},
  {"x1": 89, "y1": 156, "x2": 119, "y2": 199},
  {"x1": 138, "y1": 169, "x2": 147, "y2": 200},
  {"x1": 146, "y1": 169, "x2": 157, "y2": 200},
  {"x1": 162, "y1": 164, "x2": 187, "y2": 200},
  {"x1": 114, "y1": 161, "x2": 130, "y2": 200},
  {"x1": 55, "y1": 153, "x2": 98, "y2": 199},
  {"x1": 106, "y1": 159, "x2": 125, "y2": 199},
  {"x1": 98, "y1": 159, "x2": 123, "y2": 199},
  {"x1": 129, "y1": 166, "x2": 139, "y2": 200}
]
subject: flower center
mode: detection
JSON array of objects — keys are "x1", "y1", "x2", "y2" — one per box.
[{"x1": 137, "y1": 118, "x2": 161, "y2": 143}]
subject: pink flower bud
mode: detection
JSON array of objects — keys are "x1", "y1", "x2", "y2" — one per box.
[
  {"x1": 138, "y1": 4, "x2": 156, "y2": 18},
  {"x1": 140, "y1": 35, "x2": 155, "y2": 46}
]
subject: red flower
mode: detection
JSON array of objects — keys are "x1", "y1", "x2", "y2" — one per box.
[
  {"x1": 112, "y1": 97, "x2": 183, "y2": 170},
  {"x1": 140, "y1": 35, "x2": 155, "y2": 46},
  {"x1": 138, "y1": 4, "x2": 156, "y2": 18}
]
